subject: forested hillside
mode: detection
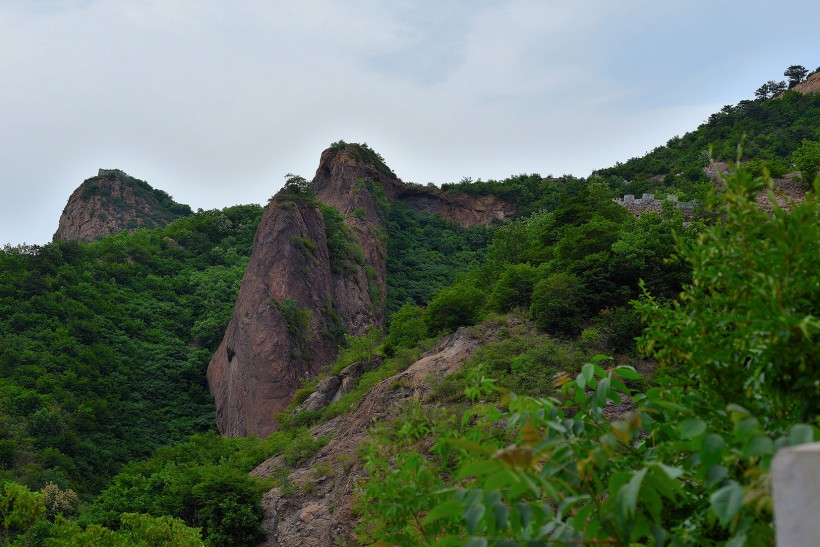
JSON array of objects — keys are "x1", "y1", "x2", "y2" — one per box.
[
  {"x1": 0, "y1": 205, "x2": 263, "y2": 494},
  {"x1": 0, "y1": 76, "x2": 817, "y2": 545}
]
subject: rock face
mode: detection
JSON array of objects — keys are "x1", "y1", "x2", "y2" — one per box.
[
  {"x1": 252, "y1": 326, "x2": 485, "y2": 546},
  {"x1": 207, "y1": 144, "x2": 514, "y2": 438},
  {"x1": 792, "y1": 71, "x2": 820, "y2": 95},
  {"x1": 53, "y1": 169, "x2": 192, "y2": 242}
]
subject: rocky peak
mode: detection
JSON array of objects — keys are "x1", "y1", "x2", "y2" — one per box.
[
  {"x1": 207, "y1": 143, "x2": 515, "y2": 437},
  {"x1": 53, "y1": 169, "x2": 192, "y2": 243}
]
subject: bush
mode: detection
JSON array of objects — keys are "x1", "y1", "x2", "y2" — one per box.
[
  {"x1": 385, "y1": 304, "x2": 427, "y2": 352},
  {"x1": 486, "y1": 263, "x2": 540, "y2": 313},
  {"x1": 425, "y1": 284, "x2": 486, "y2": 334},
  {"x1": 529, "y1": 272, "x2": 584, "y2": 336}
]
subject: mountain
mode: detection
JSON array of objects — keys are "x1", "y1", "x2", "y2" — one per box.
[
  {"x1": 54, "y1": 169, "x2": 192, "y2": 242},
  {"x1": 207, "y1": 143, "x2": 513, "y2": 437},
  {"x1": 0, "y1": 73, "x2": 815, "y2": 545}
]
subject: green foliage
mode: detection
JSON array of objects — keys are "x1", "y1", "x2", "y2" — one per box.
[
  {"x1": 270, "y1": 298, "x2": 313, "y2": 361},
  {"x1": 637, "y1": 169, "x2": 819, "y2": 418},
  {"x1": 47, "y1": 513, "x2": 202, "y2": 546},
  {"x1": 441, "y1": 173, "x2": 588, "y2": 219},
  {"x1": 486, "y1": 263, "x2": 539, "y2": 313},
  {"x1": 80, "y1": 170, "x2": 193, "y2": 220},
  {"x1": 0, "y1": 204, "x2": 263, "y2": 495},
  {"x1": 319, "y1": 204, "x2": 365, "y2": 275},
  {"x1": 384, "y1": 303, "x2": 427, "y2": 353},
  {"x1": 282, "y1": 173, "x2": 312, "y2": 196},
  {"x1": 386, "y1": 201, "x2": 492, "y2": 318},
  {"x1": 792, "y1": 139, "x2": 820, "y2": 185},
  {"x1": 529, "y1": 273, "x2": 584, "y2": 336},
  {"x1": 596, "y1": 90, "x2": 820, "y2": 195},
  {"x1": 360, "y1": 169, "x2": 819, "y2": 545},
  {"x1": 0, "y1": 481, "x2": 45, "y2": 543},
  {"x1": 425, "y1": 282, "x2": 486, "y2": 335},
  {"x1": 78, "y1": 431, "x2": 319, "y2": 546},
  {"x1": 331, "y1": 325, "x2": 383, "y2": 375}
]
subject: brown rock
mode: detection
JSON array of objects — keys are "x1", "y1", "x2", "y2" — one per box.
[
  {"x1": 252, "y1": 326, "x2": 487, "y2": 546},
  {"x1": 790, "y1": 71, "x2": 820, "y2": 96},
  {"x1": 53, "y1": 169, "x2": 191, "y2": 242},
  {"x1": 207, "y1": 144, "x2": 514, "y2": 438}
]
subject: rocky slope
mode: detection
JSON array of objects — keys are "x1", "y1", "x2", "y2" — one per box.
[
  {"x1": 792, "y1": 71, "x2": 820, "y2": 95},
  {"x1": 252, "y1": 325, "x2": 488, "y2": 546},
  {"x1": 207, "y1": 144, "x2": 513, "y2": 438},
  {"x1": 53, "y1": 169, "x2": 191, "y2": 242}
]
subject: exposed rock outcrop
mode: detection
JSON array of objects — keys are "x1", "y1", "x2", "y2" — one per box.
[
  {"x1": 53, "y1": 169, "x2": 191, "y2": 242},
  {"x1": 791, "y1": 71, "x2": 820, "y2": 95},
  {"x1": 253, "y1": 326, "x2": 485, "y2": 546},
  {"x1": 397, "y1": 184, "x2": 513, "y2": 227},
  {"x1": 207, "y1": 144, "x2": 514, "y2": 438}
]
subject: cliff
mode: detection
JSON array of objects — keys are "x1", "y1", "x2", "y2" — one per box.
[
  {"x1": 207, "y1": 144, "x2": 513, "y2": 438},
  {"x1": 53, "y1": 169, "x2": 192, "y2": 242}
]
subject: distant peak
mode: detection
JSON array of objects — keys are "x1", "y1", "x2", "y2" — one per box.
[{"x1": 53, "y1": 169, "x2": 192, "y2": 243}]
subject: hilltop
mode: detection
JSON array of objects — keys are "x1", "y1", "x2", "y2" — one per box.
[{"x1": 54, "y1": 169, "x2": 192, "y2": 242}]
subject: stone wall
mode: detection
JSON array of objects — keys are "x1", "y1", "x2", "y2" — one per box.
[{"x1": 612, "y1": 193, "x2": 696, "y2": 215}]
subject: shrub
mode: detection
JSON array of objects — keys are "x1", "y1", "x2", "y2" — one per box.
[
  {"x1": 529, "y1": 272, "x2": 584, "y2": 336},
  {"x1": 486, "y1": 263, "x2": 540, "y2": 313},
  {"x1": 425, "y1": 284, "x2": 486, "y2": 334},
  {"x1": 385, "y1": 303, "x2": 427, "y2": 352}
]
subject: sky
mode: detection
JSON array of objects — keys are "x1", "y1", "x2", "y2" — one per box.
[{"x1": 0, "y1": 0, "x2": 817, "y2": 245}]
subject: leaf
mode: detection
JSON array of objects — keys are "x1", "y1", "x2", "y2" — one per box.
[
  {"x1": 705, "y1": 465, "x2": 728, "y2": 489},
  {"x1": 457, "y1": 460, "x2": 501, "y2": 480},
  {"x1": 678, "y1": 418, "x2": 706, "y2": 439},
  {"x1": 613, "y1": 365, "x2": 640, "y2": 380},
  {"x1": 423, "y1": 499, "x2": 463, "y2": 525},
  {"x1": 493, "y1": 502, "x2": 509, "y2": 529},
  {"x1": 581, "y1": 362, "x2": 595, "y2": 384},
  {"x1": 616, "y1": 468, "x2": 648, "y2": 523},
  {"x1": 596, "y1": 377, "x2": 610, "y2": 407},
  {"x1": 557, "y1": 495, "x2": 591, "y2": 520},
  {"x1": 493, "y1": 446, "x2": 534, "y2": 470},
  {"x1": 516, "y1": 502, "x2": 532, "y2": 530},
  {"x1": 447, "y1": 438, "x2": 496, "y2": 456},
  {"x1": 733, "y1": 417, "x2": 760, "y2": 443},
  {"x1": 520, "y1": 424, "x2": 540, "y2": 447},
  {"x1": 789, "y1": 423, "x2": 814, "y2": 445},
  {"x1": 465, "y1": 503, "x2": 485, "y2": 534},
  {"x1": 655, "y1": 463, "x2": 684, "y2": 480},
  {"x1": 700, "y1": 433, "x2": 726, "y2": 474},
  {"x1": 742, "y1": 435, "x2": 773, "y2": 459},
  {"x1": 610, "y1": 376, "x2": 629, "y2": 393},
  {"x1": 711, "y1": 481, "x2": 745, "y2": 527},
  {"x1": 576, "y1": 371, "x2": 587, "y2": 390},
  {"x1": 465, "y1": 538, "x2": 488, "y2": 547}
]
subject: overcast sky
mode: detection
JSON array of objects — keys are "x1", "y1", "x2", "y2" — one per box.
[{"x1": 1, "y1": 0, "x2": 816, "y2": 245}]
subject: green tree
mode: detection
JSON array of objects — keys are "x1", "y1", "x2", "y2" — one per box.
[
  {"x1": 529, "y1": 272, "x2": 584, "y2": 336},
  {"x1": 638, "y1": 169, "x2": 819, "y2": 417},
  {"x1": 385, "y1": 304, "x2": 427, "y2": 351},
  {"x1": 784, "y1": 64, "x2": 808, "y2": 88},
  {"x1": 0, "y1": 481, "x2": 45, "y2": 544},
  {"x1": 425, "y1": 283, "x2": 486, "y2": 334},
  {"x1": 792, "y1": 140, "x2": 820, "y2": 185},
  {"x1": 486, "y1": 263, "x2": 540, "y2": 313},
  {"x1": 282, "y1": 173, "x2": 312, "y2": 196}
]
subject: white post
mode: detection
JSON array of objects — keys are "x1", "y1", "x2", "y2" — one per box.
[{"x1": 772, "y1": 442, "x2": 820, "y2": 546}]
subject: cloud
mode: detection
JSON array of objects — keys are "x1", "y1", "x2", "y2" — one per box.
[{"x1": 0, "y1": 0, "x2": 817, "y2": 244}]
